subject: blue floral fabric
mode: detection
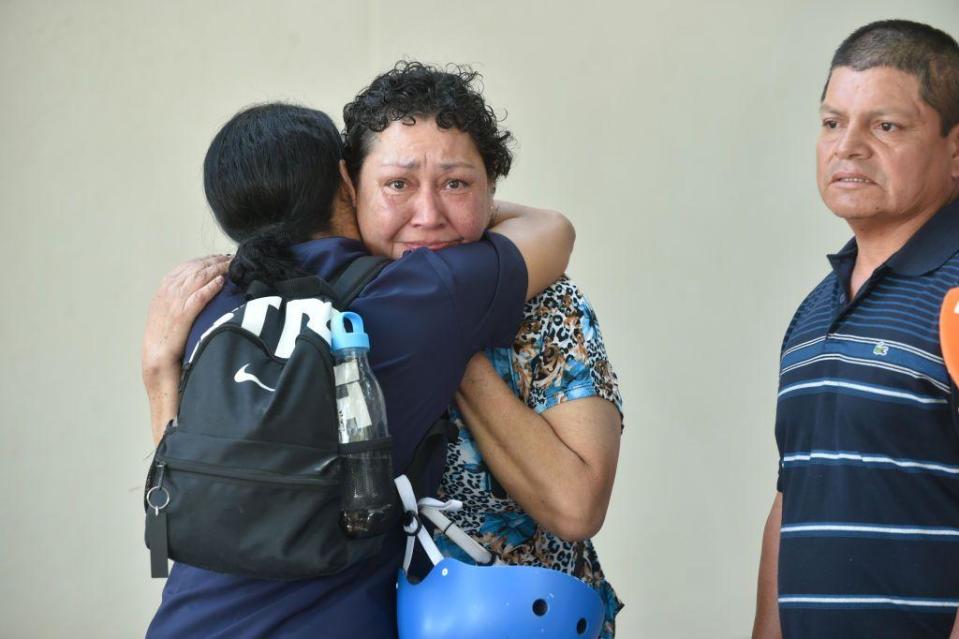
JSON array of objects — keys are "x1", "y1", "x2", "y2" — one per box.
[{"x1": 435, "y1": 276, "x2": 624, "y2": 638}]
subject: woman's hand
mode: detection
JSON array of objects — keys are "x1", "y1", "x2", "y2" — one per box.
[{"x1": 142, "y1": 254, "x2": 230, "y2": 443}]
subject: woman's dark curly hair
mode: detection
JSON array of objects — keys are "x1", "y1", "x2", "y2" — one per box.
[{"x1": 342, "y1": 61, "x2": 514, "y2": 183}]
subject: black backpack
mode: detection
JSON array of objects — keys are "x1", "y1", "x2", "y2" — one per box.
[{"x1": 144, "y1": 256, "x2": 449, "y2": 580}]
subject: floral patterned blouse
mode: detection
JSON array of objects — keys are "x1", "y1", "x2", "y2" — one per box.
[{"x1": 434, "y1": 276, "x2": 624, "y2": 638}]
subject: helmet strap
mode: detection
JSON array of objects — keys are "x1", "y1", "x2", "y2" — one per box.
[
  {"x1": 395, "y1": 475, "x2": 445, "y2": 573},
  {"x1": 393, "y1": 475, "x2": 500, "y2": 573}
]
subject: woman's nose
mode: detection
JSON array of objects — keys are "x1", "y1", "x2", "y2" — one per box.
[{"x1": 410, "y1": 188, "x2": 447, "y2": 228}]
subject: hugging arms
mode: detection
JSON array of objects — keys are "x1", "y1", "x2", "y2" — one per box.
[{"x1": 142, "y1": 62, "x2": 623, "y2": 638}]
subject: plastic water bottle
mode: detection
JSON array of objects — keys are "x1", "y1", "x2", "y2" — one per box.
[{"x1": 331, "y1": 311, "x2": 395, "y2": 537}]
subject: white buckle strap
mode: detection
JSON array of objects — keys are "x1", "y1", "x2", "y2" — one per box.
[
  {"x1": 419, "y1": 505, "x2": 497, "y2": 566},
  {"x1": 394, "y1": 475, "x2": 444, "y2": 572},
  {"x1": 394, "y1": 475, "x2": 501, "y2": 573}
]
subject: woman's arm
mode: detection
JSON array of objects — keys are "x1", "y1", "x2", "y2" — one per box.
[
  {"x1": 487, "y1": 200, "x2": 575, "y2": 301},
  {"x1": 142, "y1": 255, "x2": 229, "y2": 444},
  {"x1": 454, "y1": 354, "x2": 621, "y2": 541}
]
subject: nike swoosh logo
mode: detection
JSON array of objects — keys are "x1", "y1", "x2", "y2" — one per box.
[{"x1": 234, "y1": 364, "x2": 276, "y2": 392}]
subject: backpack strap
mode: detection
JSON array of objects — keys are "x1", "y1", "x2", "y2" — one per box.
[
  {"x1": 403, "y1": 414, "x2": 458, "y2": 498},
  {"x1": 331, "y1": 256, "x2": 390, "y2": 308}
]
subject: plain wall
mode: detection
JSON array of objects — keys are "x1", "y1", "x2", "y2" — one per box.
[{"x1": 2, "y1": 1, "x2": 958, "y2": 637}]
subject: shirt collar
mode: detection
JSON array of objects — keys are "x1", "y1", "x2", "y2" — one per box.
[
  {"x1": 886, "y1": 197, "x2": 959, "y2": 275},
  {"x1": 827, "y1": 196, "x2": 959, "y2": 276},
  {"x1": 290, "y1": 236, "x2": 368, "y2": 277}
]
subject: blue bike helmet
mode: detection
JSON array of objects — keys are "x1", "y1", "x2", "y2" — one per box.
[{"x1": 393, "y1": 476, "x2": 604, "y2": 639}]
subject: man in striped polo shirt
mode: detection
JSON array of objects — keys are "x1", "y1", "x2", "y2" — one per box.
[{"x1": 752, "y1": 21, "x2": 959, "y2": 639}]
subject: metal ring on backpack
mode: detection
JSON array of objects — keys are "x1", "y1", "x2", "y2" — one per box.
[{"x1": 146, "y1": 486, "x2": 170, "y2": 512}]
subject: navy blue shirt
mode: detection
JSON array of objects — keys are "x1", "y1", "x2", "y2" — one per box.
[
  {"x1": 147, "y1": 233, "x2": 527, "y2": 638},
  {"x1": 776, "y1": 199, "x2": 959, "y2": 638}
]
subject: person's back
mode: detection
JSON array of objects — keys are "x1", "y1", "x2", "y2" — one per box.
[{"x1": 151, "y1": 238, "x2": 527, "y2": 637}]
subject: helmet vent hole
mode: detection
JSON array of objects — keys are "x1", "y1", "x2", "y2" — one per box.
[
  {"x1": 532, "y1": 599, "x2": 549, "y2": 616},
  {"x1": 576, "y1": 618, "x2": 588, "y2": 634}
]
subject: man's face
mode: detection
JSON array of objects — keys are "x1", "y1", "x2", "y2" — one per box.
[
  {"x1": 817, "y1": 66, "x2": 959, "y2": 227},
  {"x1": 352, "y1": 117, "x2": 493, "y2": 259}
]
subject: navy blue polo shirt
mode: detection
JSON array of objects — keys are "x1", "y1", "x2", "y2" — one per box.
[
  {"x1": 147, "y1": 233, "x2": 526, "y2": 639},
  {"x1": 776, "y1": 198, "x2": 959, "y2": 638}
]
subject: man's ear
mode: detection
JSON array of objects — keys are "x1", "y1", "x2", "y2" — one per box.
[
  {"x1": 339, "y1": 160, "x2": 357, "y2": 207},
  {"x1": 948, "y1": 123, "x2": 959, "y2": 180}
]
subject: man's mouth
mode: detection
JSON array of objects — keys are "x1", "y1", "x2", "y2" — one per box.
[{"x1": 831, "y1": 172, "x2": 876, "y2": 185}]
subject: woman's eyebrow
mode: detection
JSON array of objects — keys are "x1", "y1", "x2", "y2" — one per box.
[
  {"x1": 438, "y1": 161, "x2": 478, "y2": 170},
  {"x1": 378, "y1": 159, "x2": 478, "y2": 170},
  {"x1": 380, "y1": 159, "x2": 418, "y2": 169}
]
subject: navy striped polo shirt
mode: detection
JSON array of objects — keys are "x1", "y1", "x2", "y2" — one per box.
[{"x1": 776, "y1": 198, "x2": 959, "y2": 638}]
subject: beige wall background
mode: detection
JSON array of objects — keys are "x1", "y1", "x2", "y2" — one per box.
[{"x1": 2, "y1": 1, "x2": 958, "y2": 637}]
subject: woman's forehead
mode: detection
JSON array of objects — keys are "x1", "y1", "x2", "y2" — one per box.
[{"x1": 364, "y1": 118, "x2": 483, "y2": 168}]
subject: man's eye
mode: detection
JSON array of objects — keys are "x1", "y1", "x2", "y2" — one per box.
[
  {"x1": 822, "y1": 119, "x2": 839, "y2": 130},
  {"x1": 387, "y1": 180, "x2": 406, "y2": 190},
  {"x1": 879, "y1": 122, "x2": 898, "y2": 132},
  {"x1": 446, "y1": 179, "x2": 465, "y2": 189}
]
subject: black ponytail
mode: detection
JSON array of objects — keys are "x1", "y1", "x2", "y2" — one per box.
[
  {"x1": 203, "y1": 103, "x2": 345, "y2": 289},
  {"x1": 228, "y1": 226, "x2": 310, "y2": 290}
]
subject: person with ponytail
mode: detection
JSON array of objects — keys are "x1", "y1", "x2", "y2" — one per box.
[{"x1": 141, "y1": 99, "x2": 574, "y2": 638}]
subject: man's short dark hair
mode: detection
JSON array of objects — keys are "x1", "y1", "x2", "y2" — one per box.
[
  {"x1": 823, "y1": 19, "x2": 959, "y2": 136},
  {"x1": 342, "y1": 61, "x2": 514, "y2": 183}
]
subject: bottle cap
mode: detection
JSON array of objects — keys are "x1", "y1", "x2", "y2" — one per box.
[{"x1": 331, "y1": 311, "x2": 370, "y2": 352}]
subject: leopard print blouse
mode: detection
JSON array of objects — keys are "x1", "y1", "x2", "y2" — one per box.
[{"x1": 435, "y1": 276, "x2": 624, "y2": 638}]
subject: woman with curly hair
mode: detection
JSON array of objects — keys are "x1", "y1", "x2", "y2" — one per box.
[{"x1": 340, "y1": 62, "x2": 624, "y2": 637}]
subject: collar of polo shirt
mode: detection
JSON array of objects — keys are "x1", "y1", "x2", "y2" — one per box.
[{"x1": 827, "y1": 197, "x2": 959, "y2": 276}]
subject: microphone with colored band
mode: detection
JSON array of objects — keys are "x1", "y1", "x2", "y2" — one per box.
[{"x1": 941, "y1": 287, "x2": 959, "y2": 387}]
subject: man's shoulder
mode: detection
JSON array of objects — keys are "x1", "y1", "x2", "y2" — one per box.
[
  {"x1": 779, "y1": 271, "x2": 838, "y2": 352},
  {"x1": 789, "y1": 270, "x2": 838, "y2": 321}
]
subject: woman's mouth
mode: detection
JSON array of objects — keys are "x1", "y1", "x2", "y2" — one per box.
[{"x1": 400, "y1": 240, "x2": 462, "y2": 252}]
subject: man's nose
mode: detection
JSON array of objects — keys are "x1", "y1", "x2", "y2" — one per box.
[
  {"x1": 410, "y1": 188, "x2": 447, "y2": 228},
  {"x1": 835, "y1": 123, "x2": 871, "y2": 159}
]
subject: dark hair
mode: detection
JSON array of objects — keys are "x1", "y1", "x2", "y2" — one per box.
[
  {"x1": 824, "y1": 20, "x2": 959, "y2": 135},
  {"x1": 342, "y1": 61, "x2": 514, "y2": 183},
  {"x1": 203, "y1": 103, "x2": 344, "y2": 288}
]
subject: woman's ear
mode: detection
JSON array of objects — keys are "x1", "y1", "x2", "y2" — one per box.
[{"x1": 339, "y1": 160, "x2": 357, "y2": 207}]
